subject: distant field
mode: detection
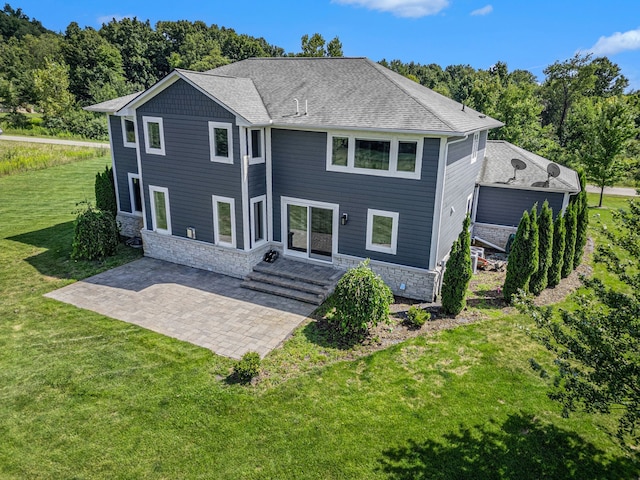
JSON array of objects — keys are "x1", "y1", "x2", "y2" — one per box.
[{"x1": 0, "y1": 142, "x2": 108, "y2": 177}]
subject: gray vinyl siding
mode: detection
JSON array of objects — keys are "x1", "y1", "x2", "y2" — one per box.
[
  {"x1": 248, "y1": 162, "x2": 266, "y2": 198},
  {"x1": 271, "y1": 129, "x2": 440, "y2": 269},
  {"x1": 137, "y1": 79, "x2": 244, "y2": 248},
  {"x1": 475, "y1": 186, "x2": 565, "y2": 227},
  {"x1": 109, "y1": 115, "x2": 138, "y2": 213},
  {"x1": 437, "y1": 131, "x2": 487, "y2": 264}
]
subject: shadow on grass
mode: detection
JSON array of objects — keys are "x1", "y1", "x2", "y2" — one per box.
[
  {"x1": 466, "y1": 287, "x2": 506, "y2": 311},
  {"x1": 8, "y1": 221, "x2": 142, "y2": 281},
  {"x1": 301, "y1": 319, "x2": 363, "y2": 350},
  {"x1": 378, "y1": 412, "x2": 637, "y2": 479}
]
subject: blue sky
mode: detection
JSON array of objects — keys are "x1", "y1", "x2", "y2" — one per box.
[{"x1": 17, "y1": 0, "x2": 640, "y2": 89}]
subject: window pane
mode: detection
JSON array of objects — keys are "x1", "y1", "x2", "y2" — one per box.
[
  {"x1": 148, "y1": 122, "x2": 161, "y2": 149},
  {"x1": 251, "y1": 130, "x2": 262, "y2": 158},
  {"x1": 398, "y1": 141, "x2": 417, "y2": 172},
  {"x1": 372, "y1": 215, "x2": 393, "y2": 247},
  {"x1": 215, "y1": 128, "x2": 229, "y2": 157},
  {"x1": 132, "y1": 177, "x2": 142, "y2": 212},
  {"x1": 125, "y1": 120, "x2": 136, "y2": 143},
  {"x1": 253, "y1": 201, "x2": 264, "y2": 242},
  {"x1": 331, "y1": 137, "x2": 348, "y2": 166},
  {"x1": 217, "y1": 201, "x2": 232, "y2": 244},
  {"x1": 153, "y1": 191, "x2": 167, "y2": 230},
  {"x1": 354, "y1": 139, "x2": 390, "y2": 170}
]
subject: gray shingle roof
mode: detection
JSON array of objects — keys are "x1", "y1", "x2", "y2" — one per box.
[
  {"x1": 83, "y1": 91, "x2": 143, "y2": 113},
  {"x1": 479, "y1": 140, "x2": 580, "y2": 193},
  {"x1": 209, "y1": 57, "x2": 502, "y2": 134}
]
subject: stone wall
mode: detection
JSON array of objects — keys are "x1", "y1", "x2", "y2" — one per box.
[
  {"x1": 334, "y1": 254, "x2": 440, "y2": 301},
  {"x1": 117, "y1": 213, "x2": 144, "y2": 238},
  {"x1": 141, "y1": 230, "x2": 270, "y2": 278},
  {"x1": 472, "y1": 223, "x2": 517, "y2": 250}
]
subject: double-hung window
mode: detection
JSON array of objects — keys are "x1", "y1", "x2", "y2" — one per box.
[
  {"x1": 366, "y1": 209, "x2": 399, "y2": 255},
  {"x1": 121, "y1": 117, "x2": 136, "y2": 148},
  {"x1": 327, "y1": 133, "x2": 423, "y2": 179},
  {"x1": 212, "y1": 195, "x2": 236, "y2": 248},
  {"x1": 471, "y1": 131, "x2": 480, "y2": 163},
  {"x1": 209, "y1": 122, "x2": 233, "y2": 164},
  {"x1": 250, "y1": 195, "x2": 267, "y2": 247},
  {"x1": 128, "y1": 173, "x2": 142, "y2": 215},
  {"x1": 142, "y1": 116, "x2": 165, "y2": 155},
  {"x1": 149, "y1": 186, "x2": 171, "y2": 234}
]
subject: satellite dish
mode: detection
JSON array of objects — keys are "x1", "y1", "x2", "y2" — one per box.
[
  {"x1": 511, "y1": 158, "x2": 527, "y2": 171},
  {"x1": 547, "y1": 163, "x2": 561, "y2": 178}
]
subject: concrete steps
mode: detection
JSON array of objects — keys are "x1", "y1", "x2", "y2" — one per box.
[{"x1": 241, "y1": 258, "x2": 343, "y2": 305}]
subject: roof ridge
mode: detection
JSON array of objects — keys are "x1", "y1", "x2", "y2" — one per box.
[{"x1": 367, "y1": 60, "x2": 458, "y2": 132}]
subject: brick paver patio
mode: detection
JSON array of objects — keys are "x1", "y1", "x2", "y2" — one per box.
[{"x1": 45, "y1": 257, "x2": 317, "y2": 359}]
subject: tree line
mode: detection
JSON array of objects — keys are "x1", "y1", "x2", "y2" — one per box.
[{"x1": 1, "y1": 4, "x2": 638, "y2": 190}]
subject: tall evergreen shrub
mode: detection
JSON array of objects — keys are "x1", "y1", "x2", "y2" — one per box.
[
  {"x1": 529, "y1": 200, "x2": 554, "y2": 295},
  {"x1": 527, "y1": 204, "x2": 540, "y2": 287},
  {"x1": 441, "y1": 215, "x2": 473, "y2": 315},
  {"x1": 562, "y1": 203, "x2": 577, "y2": 278},
  {"x1": 95, "y1": 165, "x2": 117, "y2": 217},
  {"x1": 548, "y1": 213, "x2": 565, "y2": 287},
  {"x1": 71, "y1": 202, "x2": 119, "y2": 260},
  {"x1": 573, "y1": 169, "x2": 589, "y2": 267},
  {"x1": 503, "y1": 210, "x2": 533, "y2": 304}
]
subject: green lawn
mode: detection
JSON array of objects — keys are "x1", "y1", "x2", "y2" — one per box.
[{"x1": 0, "y1": 159, "x2": 638, "y2": 478}]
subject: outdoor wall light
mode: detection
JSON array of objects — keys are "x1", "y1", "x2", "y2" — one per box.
[
  {"x1": 341, "y1": 213, "x2": 348, "y2": 225},
  {"x1": 186, "y1": 226, "x2": 196, "y2": 239}
]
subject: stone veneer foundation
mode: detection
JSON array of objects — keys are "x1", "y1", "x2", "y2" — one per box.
[
  {"x1": 117, "y1": 212, "x2": 144, "y2": 238},
  {"x1": 472, "y1": 223, "x2": 517, "y2": 250}
]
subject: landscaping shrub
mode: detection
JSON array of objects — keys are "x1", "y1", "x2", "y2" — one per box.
[
  {"x1": 233, "y1": 351, "x2": 261, "y2": 382},
  {"x1": 95, "y1": 165, "x2": 117, "y2": 217},
  {"x1": 548, "y1": 213, "x2": 565, "y2": 287},
  {"x1": 440, "y1": 215, "x2": 472, "y2": 315},
  {"x1": 406, "y1": 305, "x2": 430, "y2": 328},
  {"x1": 503, "y1": 210, "x2": 534, "y2": 304},
  {"x1": 573, "y1": 169, "x2": 589, "y2": 267},
  {"x1": 71, "y1": 202, "x2": 119, "y2": 260},
  {"x1": 332, "y1": 259, "x2": 393, "y2": 342},
  {"x1": 562, "y1": 203, "x2": 577, "y2": 278},
  {"x1": 529, "y1": 200, "x2": 553, "y2": 295}
]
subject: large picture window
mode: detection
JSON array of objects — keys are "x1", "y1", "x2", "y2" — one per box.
[
  {"x1": 212, "y1": 195, "x2": 236, "y2": 247},
  {"x1": 366, "y1": 209, "x2": 399, "y2": 255},
  {"x1": 142, "y1": 116, "x2": 165, "y2": 155},
  {"x1": 209, "y1": 122, "x2": 233, "y2": 164},
  {"x1": 327, "y1": 133, "x2": 423, "y2": 179},
  {"x1": 149, "y1": 185, "x2": 171, "y2": 234}
]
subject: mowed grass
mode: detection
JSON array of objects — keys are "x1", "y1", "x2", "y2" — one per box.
[
  {"x1": 0, "y1": 159, "x2": 638, "y2": 478},
  {"x1": 0, "y1": 141, "x2": 108, "y2": 177}
]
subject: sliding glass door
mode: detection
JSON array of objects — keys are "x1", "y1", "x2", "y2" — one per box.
[{"x1": 283, "y1": 198, "x2": 338, "y2": 262}]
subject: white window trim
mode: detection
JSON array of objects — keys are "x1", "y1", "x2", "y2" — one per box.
[
  {"x1": 209, "y1": 121, "x2": 234, "y2": 164},
  {"x1": 212, "y1": 195, "x2": 237, "y2": 248},
  {"x1": 366, "y1": 209, "x2": 399, "y2": 255},
  {"x1": 326, "y1": 132, "x2": 423, "y2": 180},
  {"x1": 470, "y1": 131, "x2": 480, "y2": 164},
  {"x1": 248, "y1": 128, "x2": 265, "y2": 165},
  {"x1": 121, "y1": 117, "x2": 136, "y2": 148},
  {"x1": 127, "y1": 172, "x2": 142, "y2": 216},
  {"x1": 142, "y1": 116, "x2": 165, "y2": 156},
  {"x1": 149, "y1": 185, "x2": 171, "y2": 235},
  {"x1": 465, "y1": 192, "x2": 474, "y2": 216},
  {"x1": 250, "y1": 195, "x2": 267, "y2": 248}
]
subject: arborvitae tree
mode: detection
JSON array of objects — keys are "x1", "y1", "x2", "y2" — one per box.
[
  {"x1": 548, "y1": 213, "x2": 566, "y2": 287},
  {"x1": 573, "y1": 169, "x2": 589, "y2": 267},
  {"x1": 562, "y1": 203, "x2": 577, "y2": 278},
  {"x1": 95, "y1": 165, "x2": 117, "y2": 217},
  {"x1": 527, "y1": 204, "x2": 540, "y2": 290},
  {"x1": 503, "y1": 210, "x2": 532, "y2": 304},
  {"x1": 441, "y1": 215, "x2": 473, "y2": 315},
  {"x1": 530, "y1": 200, "x2": 554, "y2": 295}
]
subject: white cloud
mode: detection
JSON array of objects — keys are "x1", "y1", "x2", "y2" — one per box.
[
  {"x1": 470, "y1": 5, "x2": 493, "y2": 16},
  {"x1": 332, "y1": 0, "x2": 449, "y2": 18},
  {"x1": 97, "y1": 14, "x2": 132, "y2": 25},
  {"x1": 587, "y1": 27, "x2": 640, "y2": 56}
]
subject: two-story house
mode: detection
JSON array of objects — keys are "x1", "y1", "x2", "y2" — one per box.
[{"x1": 88, "y1": 57, "x2": 507, "y2": 301}]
